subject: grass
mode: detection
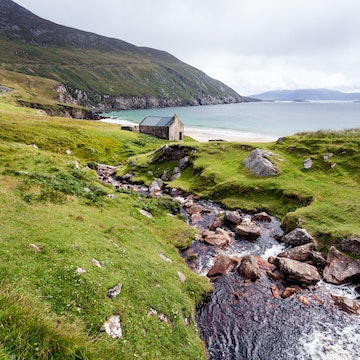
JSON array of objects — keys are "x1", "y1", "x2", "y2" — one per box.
[
  {"x1": 122, "y1": 133, "x2": 360, "y2": 250},
  {"x1": 1, "y1": 75, "x2": 360, "y2": 358},
  {"x1": 0, "y1": 104, "x2": 211, "y2": 359}
]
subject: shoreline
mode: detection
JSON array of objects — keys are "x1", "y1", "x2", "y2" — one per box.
[{"x1": 100, "y1": 118, "x2": 278, "y2": 143}]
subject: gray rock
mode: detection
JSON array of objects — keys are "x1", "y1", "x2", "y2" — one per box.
[
  {"x1": 238, "y1": 255, "x2": 259, "y2": 281},
  {"x1": 323, "y1": 246, "x2": 360, "y2": 285},
  {"x1": 122, "y1": 173, "x2": 134, "y2": 180},
  {"x1": 160, "y1": 170, "x2": 168, "y2": 181},
  {"x1": 179, "y1": 156, "x2": 189, "y2": 170},
  {"x1": 340, "y1": 238, "x2": 360, "y2": 256},
  {"x1": 149, "y1": 178, "x2": 163, "y2": 193},
  {"x1": 242, "y1": 149, "x2": 280, "y2": 177},
  {"x1": 276, "y1": 257, "x2": 320, "y2": 285},
  {"x1": 303, "y1": 158, "x2": 313, "y2": 169},
  {"x1": 280, "y1": 228, "x2": 315, "y2": 246},
  {"x1": 170, "y1": 167, "x2": 181, "y2": 181},
  {"x1": 107, "y1": 283, "x2": 123, "y2": 299},
  {"x1": 101, "y1": 315, "x2": 122, "y2": 338},
  {"x1": 225, "y1": 210, "x2": 243, "y2": 225}
]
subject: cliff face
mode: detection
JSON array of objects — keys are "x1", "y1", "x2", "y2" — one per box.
[{"x1": 0, "y1": 0, "x2": 249, "y2": 110}]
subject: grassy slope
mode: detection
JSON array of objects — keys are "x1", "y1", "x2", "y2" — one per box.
[
  {"x1": 0, "y1": 101, "x2": 212, "y2": 359},
  {"x1": 0, "y1": 37, "x2": 238, "y2": 104},
  {"x1": 119, "y1": 135, "x2": 360, "y2": 251}
]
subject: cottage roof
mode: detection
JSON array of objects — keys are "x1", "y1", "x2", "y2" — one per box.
[{"x1": 140, "y1": 116, "x2": 175, "y2": 127}]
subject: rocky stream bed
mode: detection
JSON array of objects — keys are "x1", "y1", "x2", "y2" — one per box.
[{"x1": 97, "y1": 162, "x2": 360, "y2": 360}]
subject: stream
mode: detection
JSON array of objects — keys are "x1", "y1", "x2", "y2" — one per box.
[{"x1": 97, "y1": 164, "x2": 360, "y2": 360}]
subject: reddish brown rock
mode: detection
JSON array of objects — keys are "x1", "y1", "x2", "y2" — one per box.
[
  {"x1": 281, "y1": 287, "x2": 297, "y2": 299},
  {"x1": 278, "y1": 243, "x2": 316, "y2": 262},
  {"x1": 276, "y1": 257, "x2": 320, "y2": 285},
  {"x1": 256, "y1": 257, "x2": 276, "y2": 272},
  {"x1": 331, "y1": 295, "x2": 360, "y2": 315},
  {"x1": 203, "y1": 234, "x2": 229, "y2": 247},
  {"x1": 270, "y1": 285, "x2": 281, "y2": 299},
  {"x1": 207, "y1": 253, "x2": 239, "y2": 277},
  {"x1": 235, "y1": 223, "x2": 261, "y2": 241},
  {"x1": 186, "y1": 204, "x2": 203, "y2": 215},
  {"x1": 252, "y1": 212, "x2": 272, "y2": 222},
  {"x1": 238, "y1": 255, "x2": 259, "y2": 281},
  {"x1": 323, "y1": 246, "x2": 360, "y2": 285},
  {"x1": 189, "y1": 213, "x2": 203, "y2": 224},
  {"x1": 299, "y1": 296, "x2": 309, "y2": 306}
]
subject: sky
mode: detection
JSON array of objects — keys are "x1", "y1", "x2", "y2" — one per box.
[{"x1": 14, "y1": 0, "x2": 360, "y2": 96}]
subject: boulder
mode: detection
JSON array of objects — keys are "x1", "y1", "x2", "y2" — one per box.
[
  {"x1": 276, "y1": 257, "x2": 321, "y2": 285},
  {"x1": 207, "y1": 253, "x2": 238, "y2": 277},
  {"x1": 235, "y1": 222, "x2": 261, "y2": 241},
  {"x1": 340, "y1": 238, "x2": 360, "y2": 256},
  {"x1": 277, "y1": 243, "x2": 316, "y2": 262},
  {"x1": 252, "y1": 211, "x2": 272, "y2": 222},
  {"x1": 179, "y1": 156, "x2": 189, "y2": 170},
  {"x1": 149, "y1": 178, "x2": 163, "y2": 193},
  {"x1": 238, "y1": 255, "x2": 259, "y2": 281},
  {"x1": 277, "y1": 243, "x2": 325, "y2": 271},
  {"x1": 203, "y1": 233, "x2": 229, "y2": 247},
  {"x1": 242, "y1": 149, "x2": 280, "y2": 177},
  {"x1": 225, "y1": 210, "x2": 243, "y2": 225},
  {"x1": 323, "y1": 246, "x2": 360, "y2": 285},
  {"x1": 280, "y1": 228, "x2": 315, "y2": 246}
]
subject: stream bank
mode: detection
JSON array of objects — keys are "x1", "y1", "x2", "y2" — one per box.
[{"x1": 96, "y1": 163, "x2": 360, "y2": 360}]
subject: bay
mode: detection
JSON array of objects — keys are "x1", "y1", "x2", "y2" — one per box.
[{"x1": 102, "y1": 101, "x2": 360, "y2": 142}]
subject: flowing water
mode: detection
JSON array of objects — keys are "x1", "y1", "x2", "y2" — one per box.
[{"x1": 97, "y1": 165, "x2": 360, "y2": 360}]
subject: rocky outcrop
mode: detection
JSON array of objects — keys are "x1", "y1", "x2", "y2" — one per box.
[
  {"x1": 242, "y1": 149, "x2": 280, "y2": 177},
  {"x1": 280, "y1": 228, "x2": 315, "y2": 246},
  {"x1": 276, "y1": 257, "x2": 321, "y2": 285},
  {"x1": 323, "y1": 246, "x2": 360, "y2": 285}
]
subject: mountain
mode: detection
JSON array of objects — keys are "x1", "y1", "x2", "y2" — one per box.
[
  {"x1": 249, "y1": 89, "x2": 360, "y2": 101},
  {"x1": 0, "y1": 0, "x2": 249, "y2": 110}
]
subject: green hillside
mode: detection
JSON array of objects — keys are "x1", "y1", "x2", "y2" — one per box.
[{"x1": 0, "y1": 0, "x2": 248, "y2": 110}]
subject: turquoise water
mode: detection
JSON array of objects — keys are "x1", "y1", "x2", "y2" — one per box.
[{"x1": 103, "y1": 101, "x2": 360, "y2": 138}]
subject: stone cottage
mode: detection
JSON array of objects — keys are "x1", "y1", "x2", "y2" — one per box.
[{"x1": 139, "y1": 114, "x2": 184, "y2": 141}]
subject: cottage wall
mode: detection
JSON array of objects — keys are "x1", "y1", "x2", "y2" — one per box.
[
  {"x1": 168, "y1": 117, "x2": 184, "y2": 141},
  {"x1": 139, "y1": 126, "x2": 169, "y2": 139}
]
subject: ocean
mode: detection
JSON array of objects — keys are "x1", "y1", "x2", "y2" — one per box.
[{"x1": 101, "y1": 101, "x2": 360, "y2": 142}]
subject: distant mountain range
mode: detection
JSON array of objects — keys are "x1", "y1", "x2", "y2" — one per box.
[
  {"x1": 249, "y1": 89, "x2": 360, "y2": 101},
  {"x1": 0, "y1": 0, "x2": 250, "y2": 110}
]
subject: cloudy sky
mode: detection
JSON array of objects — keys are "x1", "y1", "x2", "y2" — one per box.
[{"x1": 15, "y1": 0, "x2": 360, "y2": 96}]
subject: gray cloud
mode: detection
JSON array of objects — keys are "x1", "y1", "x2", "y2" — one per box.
[{"x1": 14, "y1": 0, "x2": 360, "y2": 95}]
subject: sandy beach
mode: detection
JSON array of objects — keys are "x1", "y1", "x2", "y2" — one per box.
[
  {"x1": 100, "y1": 118, "x2": 277, "y2": 143},
  {"x1": 185, "y1": 126, "x2": 277, "y2": 143}
]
